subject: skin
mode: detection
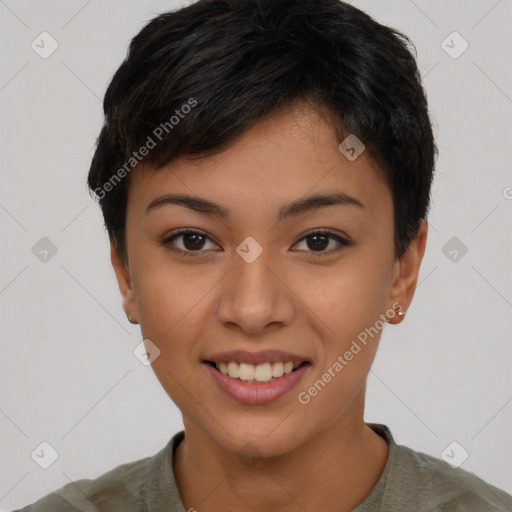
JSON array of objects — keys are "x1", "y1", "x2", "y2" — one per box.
[{"x1": 111, "y1": 103, "x2": 427, "y2": 511}]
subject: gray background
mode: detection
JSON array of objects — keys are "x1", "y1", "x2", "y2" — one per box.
[{"x1": 1, "y1": 0, "x2": 511, "y2": 509}]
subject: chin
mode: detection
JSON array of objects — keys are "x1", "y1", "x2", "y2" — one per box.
[{"x1": 205, "y1": 414, "x2": 310, "y2": 460}]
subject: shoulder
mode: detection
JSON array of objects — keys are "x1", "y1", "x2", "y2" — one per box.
[
  {"x1": 12, "y1": 451, "x2": 156, "y2": 512},
  {"x1": 365, "y1": 424, "x2": 511, "y2": 512},
  {"x1": 391, "y1": 442, "x2": 512, "y2": 511}
]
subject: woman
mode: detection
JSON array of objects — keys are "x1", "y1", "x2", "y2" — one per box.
[{"x1": 16, "y1": 0, "x2": 511, "y2": 510}]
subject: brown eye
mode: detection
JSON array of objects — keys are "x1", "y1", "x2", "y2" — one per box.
[
  {"x1": 306, "y1": 233, "x2": 330, "y2": 251},
  {"x1": 181, "y1": 232, "x2": 206, "y2": 250},
  {"x1": 163, "y1": 229, "x2": 220, "y2": 256},
  {"x1": 293, "y1": 230, "x2": 349, "y2": 256}
]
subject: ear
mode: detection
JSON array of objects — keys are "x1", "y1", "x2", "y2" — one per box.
[
  {"x1": 387, "y1": 219, "x2": 428, "y2": 324},
  {"x1": 110, "y1": 241, "x2": 138, "y2": 324}
]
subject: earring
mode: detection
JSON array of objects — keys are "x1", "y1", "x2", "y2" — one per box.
[
  {"x1": 386, "y1": 303, "x2": 406, "y2": 323},
  {"x1": 127, "y1": 314, "x2": 137, "y2": 324}
]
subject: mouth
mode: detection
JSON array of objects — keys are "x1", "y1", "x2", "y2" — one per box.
[
  {"x1": 202, "y1": 350, "x2": 312, "y2": 405},
  {"x1": 203, "y1": 360, "x2": 310, "y2": 384}
]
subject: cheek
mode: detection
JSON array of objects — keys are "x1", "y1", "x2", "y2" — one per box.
[
  {"x1": 295, "y1": 256, "x2": 391, "y2": 341},
  {"x1": 291, "y1": 252, "x2": 392, "y2": 411},
  {"x1": 131, "y1": 263, "x2": 216, "y2": 407},
  {"x1": 130, "y1": 255, "x2": 217, "y2": 356},
  {"x1": 293, "y1": 264, "x2": 388, "y2": 422}
]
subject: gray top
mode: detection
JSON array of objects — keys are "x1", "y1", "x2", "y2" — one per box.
[{"x1": 13, "y1": 424, "x2": 512, "y2": 511}]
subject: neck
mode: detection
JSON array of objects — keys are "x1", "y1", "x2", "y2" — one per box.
[{"x1": 174, "y1": 399, "x2": 388, "y2": 512}]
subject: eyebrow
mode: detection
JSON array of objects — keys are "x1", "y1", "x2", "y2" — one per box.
[{"x1": 145, "y1": 191, "x2": 364, "y2": 222}]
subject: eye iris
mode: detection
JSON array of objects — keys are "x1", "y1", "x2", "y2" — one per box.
[
  {"x1": 183, "y1": 233, "x2": 205, "y2": 250},
  {"x1": 307, "y1": 234, "x2": 329, "y2": 251},
  {"x1": 177, "y1": 232, "x2": 336, "y2": 252}
]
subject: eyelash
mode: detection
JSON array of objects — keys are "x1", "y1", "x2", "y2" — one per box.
[{"x1": 161, "y1": 228, "x2": 350, "y2": 258}]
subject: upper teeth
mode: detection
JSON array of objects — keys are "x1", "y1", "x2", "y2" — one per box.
[{"x1": 216, "y1": 361, "x2": 297, "y2": 382}]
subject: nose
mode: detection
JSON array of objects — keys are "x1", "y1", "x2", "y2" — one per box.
[{"x1": 216, "y1": 245, "x2": 294, "y2": 335}]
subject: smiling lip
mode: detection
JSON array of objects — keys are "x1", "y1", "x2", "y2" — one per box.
[
  {"x1": 204, "y1": 349, "x2": 309, "y2": 366},
  {"x1": 202, "y1": 350, "x2": 311, "y2": 405}
]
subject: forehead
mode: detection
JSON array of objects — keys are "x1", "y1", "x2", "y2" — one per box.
[{"x1": 126, "y1": 105, "x2": 392, "y2": 222}]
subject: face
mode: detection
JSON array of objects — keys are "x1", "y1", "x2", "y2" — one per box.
[{"x1": 112, "y1": 104, "x2": 426, "y2": 458}]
